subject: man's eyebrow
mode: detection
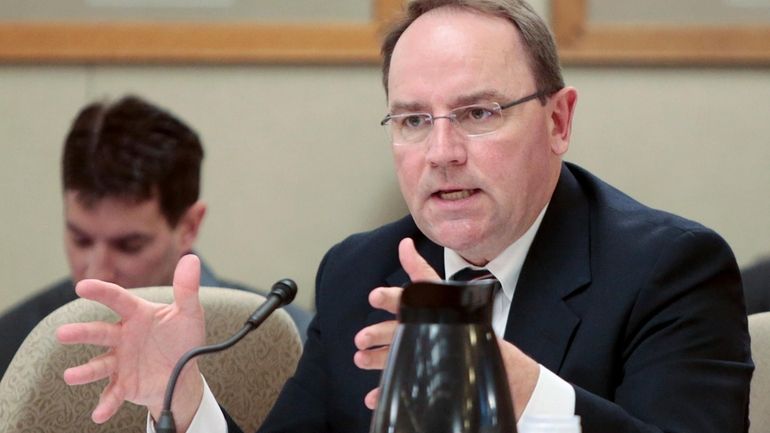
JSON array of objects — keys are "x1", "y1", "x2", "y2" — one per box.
[
  {"x1": 111, "y1": 233, "x2": 152, "y2": 242},
  {"x1": 66, "y1": 221, "x2": 89, "y2": 237},
  {"x1": 389, "y1": 90, "x2": 511, "y2": 113},
  {"x1": 108, "y1": 233, "x2": 154, "y2": 246},
  {"x1": 388, "y1": 101, "x2": 429, "y2": 114},
  {"x1": 66, "y1": 221, "x2": 153, "y2": 243},
  {"x1": 451, "y1": 90, "x2": 509, "y2": 106}
]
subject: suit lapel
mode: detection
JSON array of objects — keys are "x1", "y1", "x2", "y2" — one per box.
[{"x1": 504, "y1": 164, "x2": 591, "y2": 373}]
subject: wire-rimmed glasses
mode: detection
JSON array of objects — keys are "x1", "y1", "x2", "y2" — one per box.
[{"x1": 380, "y1": 89, "x2": 551, "y2": 145}]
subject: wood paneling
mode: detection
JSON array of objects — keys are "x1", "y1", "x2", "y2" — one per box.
[
  {"x1": 551, "y1": 0, "x2": 770, "y2": 65},
  {"x1": 0, "y1": 0, "x2": 404, "y2": 64}
]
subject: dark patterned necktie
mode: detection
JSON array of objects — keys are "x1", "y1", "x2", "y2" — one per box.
[
  {"x1": 451, "y1": 268, "x2": 502, "y2": 332},
  {"x1": 451, "y1": 267, "x2": 496, "y2": 282}
]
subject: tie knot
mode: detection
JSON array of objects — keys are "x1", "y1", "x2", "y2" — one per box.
[{"x1": 451, "y1": 267, "x2": 496, "y2": 282}]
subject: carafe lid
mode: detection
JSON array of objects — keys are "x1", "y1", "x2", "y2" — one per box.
[{"x1": 398, "y1": 280, "x2": 499, "y2": 324}]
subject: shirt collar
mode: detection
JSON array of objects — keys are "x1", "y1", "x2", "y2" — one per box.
[{"x1": 444, "y1": 204, "x2": 548, "y2": 302}]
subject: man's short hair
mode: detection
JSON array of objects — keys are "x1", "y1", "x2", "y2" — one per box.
[
  {"x1": 61, "y1": 95, "x2": 203, "y2": 227},
  {"x1": 380, "y1": 0, "x2": 565, "y2": 100}
]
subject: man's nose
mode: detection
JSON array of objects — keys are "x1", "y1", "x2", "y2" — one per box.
[
  {"x1": 84, "y1": 245, "x2": 117, "y2": 282},
  {"x1": 425, "y1": 118, "x2": 468, "y2": 167}
]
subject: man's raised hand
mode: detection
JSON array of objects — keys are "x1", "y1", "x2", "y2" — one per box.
[
  {"x1": 56, "y1": 254, "x2": 206, "y2": 431},
  {"x1": 353, "y1": 238, "x2": 441, "y2": 409}
]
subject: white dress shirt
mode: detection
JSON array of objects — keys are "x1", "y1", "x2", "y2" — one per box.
[{"x1": 150, "y1": 205, "x2": 574, "y2": 433}]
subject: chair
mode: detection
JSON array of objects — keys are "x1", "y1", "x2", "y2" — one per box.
[
  {"x1": 749, "y1": 311, "x2": 770, "y2": 433},
  {"x1": 0, "y1": 286, "x2": 302, "y2": 433}
]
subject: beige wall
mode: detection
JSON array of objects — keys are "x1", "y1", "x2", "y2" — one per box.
[
  {"x1": 0, "y1": 64, "x2": 406, "y2": 312},
  {"x1": 1, "y1": 2, "x2": 769, "y2": 314}
]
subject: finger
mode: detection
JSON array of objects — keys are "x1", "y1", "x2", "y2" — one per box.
[
  {"x1": 57, "y1": 321, "x2": 121, "y2": 347},
  {"x1": 354, "y1": 345, "x2": 391, "y2": 370},
  {"x1": 368, "y1": 286, "x2": 403, "y2": 315},
  {"x1": 75, "y1": 279, "x2": 140, "y2": 319},
  {"x1": 63, "y1": 352, "x2": 117, "y2": 385},
  {"x1": 354, "y1": 320, "x2": 398, "y2": 350},
  {"x1": 173, "y1": 254, "x2": 202, "y2": 314},
  {"x1": 399, "y1": 238, "x2": 441, "y2": 281},
  {"x1": 91, "y1": 380, "x2": 125, "y2": 424},
  {"x1": 364, "y1": 388, "x2": 380, "y2": 410}
]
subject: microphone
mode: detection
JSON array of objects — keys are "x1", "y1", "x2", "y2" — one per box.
[{"x1": 156, "y1": 279, "x2": 298, "y2": 433}]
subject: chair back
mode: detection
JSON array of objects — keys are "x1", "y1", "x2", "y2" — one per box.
[
  {"x1": 750, "y1": 311, "x2": 770, "y2": 433},
  {"x1": 0, "y1": 286, "x2": 302, "y2": 433}
]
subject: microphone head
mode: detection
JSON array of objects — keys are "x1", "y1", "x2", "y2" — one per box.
[{"x1": 271, "y1": 278, "x2": 298, "y2": 306}]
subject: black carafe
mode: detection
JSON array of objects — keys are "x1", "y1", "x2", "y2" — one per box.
[{"x1": 370, "y1": 280, "x2": 516, "y2": 433}]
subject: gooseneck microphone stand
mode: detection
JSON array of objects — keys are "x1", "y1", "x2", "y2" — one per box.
[{"x1": 156, "y1": 279, "x2": 298, "y2": 433}]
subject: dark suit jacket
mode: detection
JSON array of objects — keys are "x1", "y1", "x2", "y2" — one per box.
[
  {"x1": 0, "y1": 256, "x2": 312, "y2": 379},
  {"x1": 231, "y1": 163, "x2": 753, "y2": 433}
]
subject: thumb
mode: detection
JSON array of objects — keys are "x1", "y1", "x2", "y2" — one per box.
[
  {"x1": 173, "y1": 254, "x2": 202, "y2": 314},
  {"x1": 399, "y1": 238, "x2": 441, "y2": 282}
]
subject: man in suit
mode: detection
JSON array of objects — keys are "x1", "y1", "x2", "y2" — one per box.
[
  {"x1": 56, "y1": 1, "x2": 752, "y2": 432},
  {"x1": 0, "y1": 95, "x2": 310, "y2": 379}
]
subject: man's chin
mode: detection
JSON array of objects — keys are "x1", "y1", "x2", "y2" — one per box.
[{"x1": 423, "y1": 223, "x2": 486, "y2": 253}]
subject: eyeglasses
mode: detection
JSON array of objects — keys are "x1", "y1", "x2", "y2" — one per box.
[{"x1": 380, "y1": 89, "x2": 551, "y2": 145}]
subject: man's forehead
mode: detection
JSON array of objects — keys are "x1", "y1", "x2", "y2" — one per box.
[
  {"x1": 386, "y1": 8, "x2": 534, "y2": 104},
  {"x1": 64, "y1": 191, "x2": 170, "y2": 231},
  {"x1": 65, "y1": 190, "x2": 159, "y2": 212},
  {"x1": 65, "y1": 219, "x2": 154, "y2": 242}
]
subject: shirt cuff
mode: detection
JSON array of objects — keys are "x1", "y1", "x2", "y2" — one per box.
[
  {"x1": 146, "y1": 376, "x2": 227, "y2": 433},
  {"x1": 518, "y1": 364, "x2": 575, "y2": 424}
]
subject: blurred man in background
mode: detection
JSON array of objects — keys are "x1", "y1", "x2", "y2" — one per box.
[{"x1": 0, "y1": 95, "x2": 311, "y2": 378}]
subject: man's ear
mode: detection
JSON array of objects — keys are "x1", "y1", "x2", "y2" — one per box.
[
  {"x1": 548, "y1": 86, "x2": 578, "y2": 156},
  {"x1": 177, "y1": 200, "x2": 207, "y2": 252}
]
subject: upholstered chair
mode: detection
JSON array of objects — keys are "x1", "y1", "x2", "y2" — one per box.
[{"x1": 0, "y1": 286, "x2": 302, "y2": 433}]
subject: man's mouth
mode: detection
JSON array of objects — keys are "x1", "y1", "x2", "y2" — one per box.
[{"x1": 435, "y1": 189, "x2": 479, "y2": 201}]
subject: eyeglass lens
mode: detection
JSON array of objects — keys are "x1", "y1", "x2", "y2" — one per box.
[{"x1": 386, "y1": 104, "x2": 504, "y2": 144}]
